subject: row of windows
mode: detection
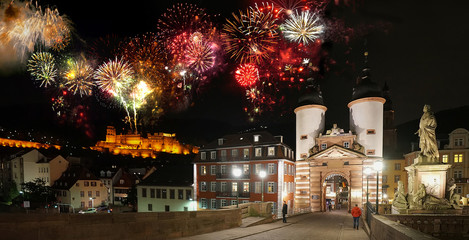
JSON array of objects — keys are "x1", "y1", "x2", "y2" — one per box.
[
  {"x1": 75, "y1": 181, "x2": 104, "y2": 187},
  {"x1": 200, "y1": 163, "x2": 279, "y2": 176},
  {"x1": 141, "y1": 188, "x2": 192, "y2": 200},
  {"x1": 200, "y1": 163, "x2": 295, "y2": 176},
  {"x1": 79, "y1": 190, "x2": 101, "y2": 198},
  {"x1": 38, "y1": 167, "x2": 49, "y2": 173},
  {"x1": 382, "y1": 175, "x2": 401, "y2": 184},
  {"x1": 200, "y1": 181, "x2": 278, "y2": 193},
  {"x1": 200, "y1": 198, "x2": 250, "y2": 209},
  {"x1": 442, "y1": 154, "x2": 464, "y2": 163},
  {"x1": 200, "y1": 147, "x2": 294, "y2": 161},
  {"x1": 147, "y1": 204, "x2": 177, "y2": 212}
]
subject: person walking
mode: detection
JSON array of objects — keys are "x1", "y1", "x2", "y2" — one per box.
[
  {"x1": 282, "y1": 201, "x2": 288, "y2": 223},
  {"x1": 328, "y1": 202, "x2": 332, "y2": 212},
  {"x1": 351, "y1": 204, "x2": 362, "y2": 230}
]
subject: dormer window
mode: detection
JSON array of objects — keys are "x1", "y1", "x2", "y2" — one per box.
[
  {"x1": 218, "y1": 138, "x2": 224, "y2": 145},
  {"x1": 321, "y1": 143, "x2": 327, "y2": 150},
  {"x1": 455, "y1": 138, "x2": 464, "y2": 147},
  {"x1": 343, "y1": 142, "x2": 350, "y2": 148},
  {"x1": 120, "y1": 179, "x2": 125, "y2": 184},
  {"x1": 100, "y1": 171, "x2": 105, "y2": 177},
  {"x1": 254, "y1": 135, "x2": 260, "y2": 142},
  {"x1": 106, "y1": 171, "x2": 112, "y2": 177},
  {"x1": 200, "y1": 152, "x2": 206, "y2": 160}
]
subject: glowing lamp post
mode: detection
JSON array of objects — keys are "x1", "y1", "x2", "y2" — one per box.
[
  {"x1": 259, "y1": 170, "x2": 266, "y2": 202},
  {"x1": 233, "y1": 168, "x2": 242, "y2": 208},
  {"x1": 364, "y1": 167, "x2": 372, "y2": 204},
  {"x1": 374, "y1": 161, "x2": 383, "y2": 214}
]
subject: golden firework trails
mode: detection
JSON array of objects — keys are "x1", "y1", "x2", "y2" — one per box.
[
  {"x1": 63, "y1": 57, "x2": 95, "y2": 97},
  {"x1": 94, "y1": 58, "x2": 134, "y2": 96},
  {"x1": 281, "y1": 10, "x2": 324, "y2": 45},
  {"x1": 27, "y1": 52, "x2": 57, "y2": 87}
]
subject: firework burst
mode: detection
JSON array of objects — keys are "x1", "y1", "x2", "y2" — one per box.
[
  {"x1": 27, "y1": 52, "x2": 57, "y2": 87},
  {"x1": 185, "y1": 40, "x2": 215, "y2": 74},
  {"x1": 63, "y1": 57, "x2": 95, "y2": 97},
  {"x1": 281, "y1": 10, "x2": 324, "y2": 45},
  {"x1": 94, "y1": 57, "x2": 134, "y2": 96},
  {"x1": 33, "y1": 6, "x2": 72, "y2": 51},
  {"x1": 235, "y1": 63, "x2": 259, "y2": 87},
  {"x1": 222, "y1": 3, "x2": 280, "y2": 64},
  {"x1": 121, "y1": 33, "x2": 166, "y2": 84},
  {"x1": 157, "y1": 3, "x2": 214, "y2": 42}
]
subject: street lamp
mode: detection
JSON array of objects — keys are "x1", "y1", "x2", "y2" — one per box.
[
  {"x1": 233, "y1": 168, "x2": 242, "y2": 208},
  {"x1": 373, "y1": 161, "x2": 383, "y2": 214},
  {"x1": 259, "y1": 170, "x2": 266, "y2": 202},
  {"x1": 364, "y1": 167, "x2": 372, "y2": 204}
]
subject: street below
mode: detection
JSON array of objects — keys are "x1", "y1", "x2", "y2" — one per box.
[{"x1": 177, "y1": 209, "x2": 369, "y2": 240}]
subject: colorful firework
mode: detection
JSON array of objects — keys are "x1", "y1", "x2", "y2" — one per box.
[
  {"x1": 222, "y1": 3, "x2": 279, "y2": 64},
  {"x1": 235, "y1": 63, "x2": 259, "y2": 87},
  {"x1": 157, "y1": 3, "x2": 214, "y2": 42},
  {"x1": 94, "y1": 57, "x2": 134, "y2": 96},
  {"x1": 121, "y1": 33, "x2": 166, "y2": 84},
  {"x1": 185, "y1": 40, "x2": 215, "y2": 74},
  {"x1": 63, "y1": 57, "x2": 95, "y2": 97},
  {"x1": 281, "y1": 10, "x2": 324, "y2": 45},
  {"x1": 27, "y1": 52, "x2": 57, "y2": 87}
]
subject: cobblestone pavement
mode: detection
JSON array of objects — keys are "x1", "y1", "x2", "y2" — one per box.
[{"x1": 176, "y1": 209, "x2": 369, "y2": 240}]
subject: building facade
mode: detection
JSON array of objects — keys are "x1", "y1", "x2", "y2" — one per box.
[
  {"x1": 54, "y1": 165, "x2": 109, "y2": 212},
  {"x1": 9, "y1": 149, "x2": 68, "y2": 190},
  {"x1": 194, "y1": 131, "x2": 295, "y2": 217},
  {"x1": 137, "y1": 169, "x2": 194, "y2": 212}
]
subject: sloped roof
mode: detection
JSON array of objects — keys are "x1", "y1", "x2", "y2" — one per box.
[
  {"x1": 202, "y1": 131, "x2": 286, "y2": 149},
  {"x1": 52, "y1": 165, "x2": 100, "y2": 190}
]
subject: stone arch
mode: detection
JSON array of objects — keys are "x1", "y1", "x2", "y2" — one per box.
[{"x1": 320, "y1": 170, "x2": 351, "y2": 212}]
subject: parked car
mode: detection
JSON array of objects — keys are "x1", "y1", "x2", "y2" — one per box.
[
  {"x1": 96, "y1": 206, "x2": 112, "y2": 213},
  {"x1": 78, "y1": 208, "x2": 97, "y2": 214}
]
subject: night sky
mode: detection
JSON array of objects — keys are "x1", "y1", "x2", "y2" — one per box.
[{"x1": 0, "y1": 0, "x2": 468, "y2": 147}]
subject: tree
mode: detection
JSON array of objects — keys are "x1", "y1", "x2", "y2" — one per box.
[{"x1": 21, "y1": 178, "x2": 56, "y2": 208}]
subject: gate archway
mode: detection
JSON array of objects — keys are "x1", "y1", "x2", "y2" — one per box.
[{"x1": 321, "y1": 172, "x2": 351, "y2": 212}]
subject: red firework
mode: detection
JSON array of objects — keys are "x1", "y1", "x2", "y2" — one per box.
[{"x1": 235, "y1": 63, "x2": 259, "y2": 87}]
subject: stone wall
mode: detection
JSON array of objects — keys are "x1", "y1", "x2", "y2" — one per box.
[
  {"x1": 369, "y1": 214, "x2": 438, "y2": 240},
  {"x1": 385, "y1": 214, "x2": 469, "y2": 239},
  {"x1": 0, "y1": 209, "x2": 241, "y2": 240}
]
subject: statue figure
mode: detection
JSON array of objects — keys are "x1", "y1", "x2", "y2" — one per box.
[
  {"x1": 415, "y1": 104, "x2": 439, "y2": 163},
  {"x1": 309, "y1": 145, "x2": 319, "y2": 155},
  {"x1": 392, "y1": 181, "x2": 409, "y2": 209},
  {"x1": 352, "y1": 141, "x2": 364, "y2": 153},
  {"x1": 446, "y1": 178, "x2": 462, "y2": 208},
  {"x1": 411, "y1": 184, "x2": 426, "y2": 209}
]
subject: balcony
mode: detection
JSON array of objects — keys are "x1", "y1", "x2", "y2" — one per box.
[{"x1": 216, "y1": 191, "x2": 250, "y2": 198}]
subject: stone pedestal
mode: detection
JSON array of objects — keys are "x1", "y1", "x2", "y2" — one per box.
[{"x1": 405, "y1": 160, "x2": 451, "y2": 198}]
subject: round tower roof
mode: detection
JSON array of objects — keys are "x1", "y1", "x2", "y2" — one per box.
[{"x1": 297, "y1": 78, "x2": 324, "y2": 107}]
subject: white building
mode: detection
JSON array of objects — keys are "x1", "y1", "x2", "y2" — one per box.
[
  {"x1": 137, "y1": 166, "x2": 194, "y2": 212},
  {"x1": 9, "y1": 149, "x2": 68, "y2": 190},
  {"x1": 54, "y1": 165, "x2": 109, "y2": 212}
]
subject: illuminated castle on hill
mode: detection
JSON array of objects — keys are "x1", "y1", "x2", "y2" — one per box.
[{"x1": 91, "y1": 126, "x2": 198, "y2": 158}]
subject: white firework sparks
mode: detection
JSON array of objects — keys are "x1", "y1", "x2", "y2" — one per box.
[{"x1": 281, "y1": 10, "x2": 324, "y2": 45}]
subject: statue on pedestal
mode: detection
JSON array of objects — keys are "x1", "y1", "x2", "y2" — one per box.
[{"x1": 415, "y1": 104, "x2": 439, "y2": 163}]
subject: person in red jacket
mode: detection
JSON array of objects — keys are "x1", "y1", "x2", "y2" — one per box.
[{"x1": 351, "y1": 204, "x2": 362, "y2": 230}]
